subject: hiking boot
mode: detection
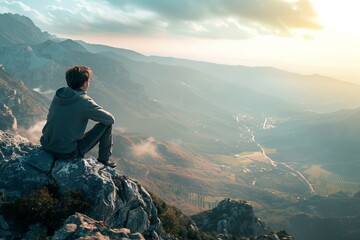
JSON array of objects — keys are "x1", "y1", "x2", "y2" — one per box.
[{"x1": 98, "y1": 158, "x2": 117, "y2": 168}]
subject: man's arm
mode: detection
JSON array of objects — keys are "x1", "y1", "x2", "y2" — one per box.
[{"x1": 85, "y1": 98, "x2": 115, "y2": 125}]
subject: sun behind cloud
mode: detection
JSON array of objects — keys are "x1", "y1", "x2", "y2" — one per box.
[{"x1": 312, "y1": 0, "x2": 360, "y2": 34}]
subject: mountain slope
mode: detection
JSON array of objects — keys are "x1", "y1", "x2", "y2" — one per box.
[
  {"x1": 0, "y1": 13, "x2": 52, "y2": 46},
  {"x1": 0, "y1": 67, "x2": 48, "y2": 130}
]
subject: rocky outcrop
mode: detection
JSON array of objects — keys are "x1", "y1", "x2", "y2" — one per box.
[
  {"x1": 192, "y1": 198, "x2": 268, "y2": 237},
  {"x1": 0, "y1": 131, "x2": 163, "y2": 239},
  {"x1": 192, "y1": 198, "x2": 292, "y2": 240},
  {"x1": 0, "y1": 104, "x2": 17, "y2": 131},
  {"x1": 0, "y1": 130, "x2": 37, "y2": 163},
  {"x1": 53, "y1": 213, "x2": 144, "y2": 240}
]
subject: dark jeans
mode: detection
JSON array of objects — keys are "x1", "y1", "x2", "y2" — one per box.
[
  {"x1": 77, "y1": 123, "x2": 113, "y2": 162},
  {"x1": 48, "y1": 123, "x2": 113, "y2": 162}
]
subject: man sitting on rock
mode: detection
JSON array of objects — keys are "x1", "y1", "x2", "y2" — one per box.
[{"x1": 40, "y1": 66, "x2": 117, "y2": 168}]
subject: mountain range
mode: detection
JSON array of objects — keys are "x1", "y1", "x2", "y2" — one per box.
[{"x1": 1, "y1": 12, "x2": 360, "y2": 240}]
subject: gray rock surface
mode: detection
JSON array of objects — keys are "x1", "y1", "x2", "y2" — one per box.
[
  {"x1": 53, "y1": 212, "x2": 145, "y2": 240},
  {"x1": 0, "y1": 130, "x2": 37, "y2": 163},
  {"x1": 0, "y1": 103, "x2": 17, "y2": 131},
  {"x1": 0, "y1": 131, "x2": 163, "y2": 239}
]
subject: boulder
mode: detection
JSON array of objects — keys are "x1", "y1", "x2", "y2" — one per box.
[
  {"x1": 53, "y1": 212, "x2": 145, "y2": 240},
  {"x1": 0, "y1": 156, "x2": 49, "y2": 198},
  {"x1": 0, "y1": 130, "x2": 37, "y2": 163},
  {"x1": 51, "y1": 157, "x2": 161, "y2": 237}
]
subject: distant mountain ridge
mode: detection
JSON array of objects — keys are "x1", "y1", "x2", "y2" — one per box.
[
  {"x1": 80, "y1": 41, "x2": 360, "y2": 112},
  {"x1": 0, "y1": 13, "x2": 52, "y2": 47}
]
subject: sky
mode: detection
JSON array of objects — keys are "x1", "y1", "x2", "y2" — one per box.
[{"x1": 0, "y1": 0, "x2": 359, "y2": 84}]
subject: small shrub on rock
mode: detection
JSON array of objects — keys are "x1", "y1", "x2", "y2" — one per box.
[{"x1": 3, "y1": 184, "x2": 91, "y2": 235}]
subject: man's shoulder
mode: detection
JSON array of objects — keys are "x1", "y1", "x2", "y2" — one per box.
[
  {"x1": 81, "y1": 93, "x2": 92, "y2": 101},
  {"x1": 75, "y1": 91, "x2": 92, "y2": 102},
  {"x1": 80, "y1": 94, "x2": 101, "y2": 108}
]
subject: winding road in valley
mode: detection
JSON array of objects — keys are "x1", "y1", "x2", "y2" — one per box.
[
  {"x1": 245, "y1": 118, "x2": 315, "y2": 194},
  {"x1": 258, "y1": 142, "x2": 315, "y2": 194}
]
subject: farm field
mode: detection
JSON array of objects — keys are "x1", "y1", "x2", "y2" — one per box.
[{"x1": 304, "y1": 165, "x2": 360, "y2": 195}]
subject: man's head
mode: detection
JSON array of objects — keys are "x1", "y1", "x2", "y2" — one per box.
[{"x1": 65, "y1": 66, "x2": 93, "y2": 90}]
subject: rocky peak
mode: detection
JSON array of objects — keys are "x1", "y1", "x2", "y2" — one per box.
[
  {"x1": 59, "y1": 39, "x2": 88, "y2": 53},
  {"x1": 0, "y1": 13, "x2": 52, "y2": 47},
  {"x1": 192, "y1": 198, "x2": 268, "y2": 237},
  {"x1": 192, "y1": 198, "x2": 292, "y2": 239},
  {"x1": 0, "y1": 131, "x2": 164, "y2": 239}
]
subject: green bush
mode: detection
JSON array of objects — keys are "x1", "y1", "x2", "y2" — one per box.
[{"x1": 3, "y1": 183, "x2": 91, "y2": 235}]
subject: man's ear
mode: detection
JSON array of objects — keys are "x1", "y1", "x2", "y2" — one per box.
[{"x1": 80, "y1": 80, "x2": 89, "y2": 90}]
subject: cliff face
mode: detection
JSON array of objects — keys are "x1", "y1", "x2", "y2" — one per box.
[
  {"x1": 0, "y1": 130, "x2": 163, "y2": 239},
  {"x1": 0, "y1": 68, "x2": 48, "y2": 130}
]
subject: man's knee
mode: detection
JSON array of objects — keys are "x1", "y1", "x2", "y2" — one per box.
[{"x1": 103, "y1": 124, "x2": 112, "y2": 135}]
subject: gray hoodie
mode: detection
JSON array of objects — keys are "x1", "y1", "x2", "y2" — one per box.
[{"x1": 40, "y1": 87, "x2": 115, "y2": 154}]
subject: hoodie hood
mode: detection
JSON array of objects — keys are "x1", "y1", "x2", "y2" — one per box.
[{"x1": 54, "y1": 87, "x2": 86, "y2": 105}]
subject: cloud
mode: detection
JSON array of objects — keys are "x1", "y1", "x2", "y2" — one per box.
[
  {"x1": 105, "y1": 0, "x2": 322, "y2": 38},
  {"x1": 0, "y1": 0, "x2": 51, "y2": 25},
  {"x1": 19, "y1": 120, "x2": 46, "y2": 143},
  {"x1": 131, "y1": 137, "x2": 161, "y2": 159},
  {"x1": 0, "y1": 0, "x2": 322, "y2": 39}
]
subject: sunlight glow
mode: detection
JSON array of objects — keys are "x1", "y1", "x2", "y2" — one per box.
[{"x1": 312, "y1": 0, "x2": 360, "y2": 34}]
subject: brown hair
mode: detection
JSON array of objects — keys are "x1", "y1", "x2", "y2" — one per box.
[{"x1": 65, "y1": 66, "x2": 93, "y2": 89}]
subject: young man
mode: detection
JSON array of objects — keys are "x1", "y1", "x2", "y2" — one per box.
[{"x1": 40, "y1": 66, "x2": 117, "y2": 168}]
